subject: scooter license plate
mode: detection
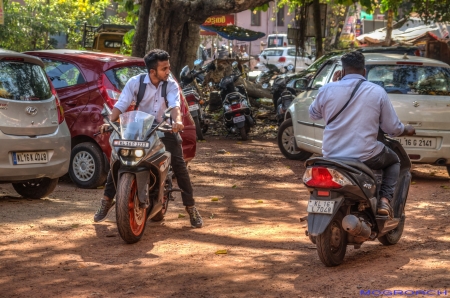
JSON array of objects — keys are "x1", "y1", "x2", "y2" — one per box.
[
  {"x1": 189, "y1": 104, "x2": 199, "y2": 111},
  {"x1": 233, "y1": 115, "x2": 245, "y2": 123},
  {"x1": 307, "y1": 200, "x2": 335, "y2": 214}
]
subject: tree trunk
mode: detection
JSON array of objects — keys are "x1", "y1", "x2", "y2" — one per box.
[
  {"x1": 144, "y1": 0, "x2": 272, "y2": 77},
  {"x1": 132, "y1": 0, "x2": 152, "y2": 58},
  {"x1": 312, "y1": 0, "x2": 323, "y2": 58},
  {"x1": 384, "y1": 9, "x2": 394, "y2": 46}
]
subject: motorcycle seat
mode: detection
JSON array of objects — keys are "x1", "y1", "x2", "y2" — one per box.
[{"x1": 305, "y1": 157, "x2": 375, "y2": 181}]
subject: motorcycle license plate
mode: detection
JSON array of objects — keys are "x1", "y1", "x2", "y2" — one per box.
[
  {"x1": 189, "y1": 104, "x2": 199, "y2": 111},
  {"x1": 12, "y1": 151, "x2": 48, "y2": 165},
  {"x1": 113, "y1": 140, "x2": 150, "y2": 148},
  {"x1": 307, "y1": 200, "x2": 335, "y2": 214},
  {"x1": 233, "y1": 115, "x2": 245, "y2": 123}
]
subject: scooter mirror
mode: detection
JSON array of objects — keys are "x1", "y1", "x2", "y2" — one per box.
[{"x1": 231, "y1": 61, "x2": 239, "y2": 68}]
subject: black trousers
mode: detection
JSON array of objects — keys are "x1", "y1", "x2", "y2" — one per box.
[
  {"x1": 103, "y1": 132, "x2": 195, "y2": 206},
  {"x1": 363, "y1": 145, "x2": 400, "y2": 202}
]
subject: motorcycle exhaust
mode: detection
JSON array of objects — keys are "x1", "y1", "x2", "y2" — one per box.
[{"x1": 342, "y1": 215, "x2": 371, "y2": 240}]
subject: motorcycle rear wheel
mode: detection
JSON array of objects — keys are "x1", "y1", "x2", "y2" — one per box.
[
  {"x1": 378, "y1": 215, "x2": 405, "y2": 246},
  {"x1": 193, "y1": 116, "x2": 204, "y2": 140},
  {"x1": 151, "y1": 172, "x2": 173, "y2": 222},
  {"x1": 116, "y1": 173, "x2": 147, "y2": 244},
  {"x1": 240, "y1": 126, "x2": 248, "y2": 141},
  {"x1": 316, "y1": 212, "x2": 347, "y2": 267}
]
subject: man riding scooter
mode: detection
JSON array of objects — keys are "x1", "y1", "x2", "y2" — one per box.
[{"x1": 308, "y1": 51, "x2": 415, "y2": 217}]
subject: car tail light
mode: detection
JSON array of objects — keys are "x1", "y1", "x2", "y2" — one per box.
[
  {"x1": 278, "y1": 57, "x2": 286, "y2": 62},
  {"x1": 231, "y1": 103, "x2": 241, "y2": 110},
  {"x1": 303, "y1": 167, "x2": 353, "y2": 189},
  {"x1": 98, "y1": 74, "x2": 121, "y2": 108},
  {"x1": 49, "y1": 79, "x2": 65, "y2": 124}
]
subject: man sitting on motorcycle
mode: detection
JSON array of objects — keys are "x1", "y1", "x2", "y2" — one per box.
[
  {"x1": 308, "y1": 51, "x2": 415, "y2": 217},
  {"x1": 94, "y1": 49, "x2": 203, "y2": 228}
]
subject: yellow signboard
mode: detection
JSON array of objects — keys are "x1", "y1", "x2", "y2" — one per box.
[{"x1": 0, "y1": 0, "x2": 4, "y2": 25}]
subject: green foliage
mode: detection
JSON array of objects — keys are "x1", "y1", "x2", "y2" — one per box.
[
  {"x1": 0, "y1": 0, "x2": 110, "y2": 51},
  {"x1": 252, "y1": 4, "x2": 270, "y2": 12}
]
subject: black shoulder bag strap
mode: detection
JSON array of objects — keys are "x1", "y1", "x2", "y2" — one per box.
[
  {"x1": 161, "y1": 80, "x2": 183, "y2": 144},
  {"x1": 326, "y1": 79, "x2": 364, "y2": 126},
  {"x1": 134, "y1": 73, "x2": 147, "y2": 111}
]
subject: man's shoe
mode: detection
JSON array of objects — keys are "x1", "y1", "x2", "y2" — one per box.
[
  {"x1": 377, "y1": 200, "x2": 393, "y2": 217},
  {"x1": 185, "y1": 206, "x2": 203, "y2": 228},
  {"x1": 94, "y1": 199, "x2": 115, "y2": 222}
]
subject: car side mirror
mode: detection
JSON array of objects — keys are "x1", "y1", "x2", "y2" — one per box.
[{"x1": 295, "y1": 78, "x2": 309, "y2": 90}]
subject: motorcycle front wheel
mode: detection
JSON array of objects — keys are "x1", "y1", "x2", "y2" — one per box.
[
  {"x1": 316, "y1": 212, "x2": 347, "y2": 267},
  {"x1": 116, "y1": 173, "x2": 147, "y2": 244}
]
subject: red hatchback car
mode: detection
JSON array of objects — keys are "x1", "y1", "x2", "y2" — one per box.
[{"x1": 25, "y1": 50, "x2": 196, "y2": 189}]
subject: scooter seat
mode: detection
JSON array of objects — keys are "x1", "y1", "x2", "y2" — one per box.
[{"x1": 305, "y1": 157, "x2": 375, "y2": 181}]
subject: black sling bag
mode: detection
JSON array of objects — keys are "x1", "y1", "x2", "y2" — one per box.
[{"x1": 326, "y1": 79, "x2": 364, "y2": 126}]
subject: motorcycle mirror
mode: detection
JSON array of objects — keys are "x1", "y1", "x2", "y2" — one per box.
[
  {"x1": 194, "y1": 59, "x2": 203, "y2": 69},
  {"x1": 163, "y1": 107, "x2": 174, "y2": 121},
  {"x1": 101, "y1": 103, "x2": 112, "y2": 117},
  {"x1": 231, "y1": 61, "x2": 238, "y2": 68}
]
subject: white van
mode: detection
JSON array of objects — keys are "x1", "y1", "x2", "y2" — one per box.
[{"x1": 267, "y1": 34, "x2": 295, "y2": 48}]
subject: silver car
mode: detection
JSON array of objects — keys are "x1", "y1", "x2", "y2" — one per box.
[
  {"x1": 0, "y1": 50, "x2": 71, "y2": 198},
  {"x1": 278, "y1": 53, "x2": 450, "y2": 176}
]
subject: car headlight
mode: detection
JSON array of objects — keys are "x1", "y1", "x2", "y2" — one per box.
[
  {"x1": 120, "y1": 149, "x2": 130, "y2": 156},
  {"x1": 134, "y1": 149, "x2": 144, "y2": 158}
]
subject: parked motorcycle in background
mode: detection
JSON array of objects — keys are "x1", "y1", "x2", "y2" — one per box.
[
  {"x1": 303, "y1": 130, "x2": 413, "y2": 266},
  {"x1": 180, "y1": 59, "x2": 215, "y2": 140},
  {"x1": 255, "y1": 55, "x2": 284, "y2": 90},
  {"x1": 217, "y1": 61, "x2": 255, "y2": 141}
]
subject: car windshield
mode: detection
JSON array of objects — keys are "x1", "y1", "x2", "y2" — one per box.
[
  {"x1": 105, "y1": 65, "x2": 147, "y2": 91},
  {"x1": 366, "y1": 65, "x2": 450, "y2": 95},
  {"x1": 261, "y1": 49, "x2": 283, "y2": 56},
  {"x1": 0, "y1": 61, "x2": 52, "y2": 101}
]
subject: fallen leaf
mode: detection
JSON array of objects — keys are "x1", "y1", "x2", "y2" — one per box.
[
  {"x1": 232, "y1": 185, "x2": 237, "y2": 189},
  {"x1": 178, "y1": 214, "x2": 186, "y2": 218},
  {"x1": 440, "y1": 185, "x2": 450, "y2": 189},
  {"x1": 255, "y1": 200, "x2": 264, "y2": 203},
  {"x1": 236, "y1": 141, "x2": 242, "y2": 144},
  {"x1": 71, "y1": 224, "x2": 79, "y2": 228},
  {"x1": 411, "y1": 181, "x2": 416, "y2": 185},
  {"x1": 211, "y1": 197, "x2": 219, "y2": 201},
  {"x1": 209, "y1": 213, "x2": 215, "y2": 219},
  {"x1": 215, "y1": 249, "x2": 228, "y2": 254}
]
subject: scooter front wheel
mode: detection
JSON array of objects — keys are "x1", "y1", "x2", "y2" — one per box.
[
  {"x1": 316, "y1": 212, "x2": 347, "y2": 267},
  {"x1": 116, "y1": 173, "x2": 147, "y2": 244}
]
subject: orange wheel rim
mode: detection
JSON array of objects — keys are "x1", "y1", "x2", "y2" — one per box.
[{"x1": 128, "y1": 179, "x2": 146, "y2": 236}]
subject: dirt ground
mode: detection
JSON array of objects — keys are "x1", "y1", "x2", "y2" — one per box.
[{"x1": 1, "y1": 135, "x2": 450, "y2": 298}]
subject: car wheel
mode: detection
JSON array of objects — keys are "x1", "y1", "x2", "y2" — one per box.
[
  {"x1": 69, "y1": 142, "x2": 107, "y2": 189},
  {"x1": 277, "y1": 118, "x2": 313, "y2": 160},
  {"x1": 12, "y1": 178, "x2": 59, "y2": 199},
  {"x1": 447, "y1": 166, "x2": 450, "y2": 177}
]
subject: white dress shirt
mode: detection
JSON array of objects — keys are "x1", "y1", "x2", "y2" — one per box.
[{"x1": 114, "y1": 73, "x2": 181, "y2": 123}]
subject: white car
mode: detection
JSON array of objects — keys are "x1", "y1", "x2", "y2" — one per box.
[
  {"x1": 278, "y1": 53, "x2": 450, "y2": 176},
  {"x1": 256, "y1": 47, "x2": 313, "y2": 72}
]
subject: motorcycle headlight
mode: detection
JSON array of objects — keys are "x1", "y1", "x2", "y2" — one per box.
[
  {"x1": 134, "y1": 149, "x2": 144, "y2": 158},
  {"x1": 120, "y1": 149, "x2": 130, "y2": 156}
]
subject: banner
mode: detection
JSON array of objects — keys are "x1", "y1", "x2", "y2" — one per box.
[
  {"x1": 201, "y1": 15, "x2": 235, "y2": 36},
  {"x1": 0, "y1": 0, "x2": 4, "y2": 25}
]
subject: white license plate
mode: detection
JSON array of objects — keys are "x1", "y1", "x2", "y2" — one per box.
[
  {"x1": 307, "y1": 200, "x2": 335, "y2": 214},
  {"x1": 188, "y1": 104, "x2": 199, "y2": 111},
  {"x1": 12, "y1": 151, "x2": 48, "y2": 165},
  {"x1": 113, "y1": 140, "x2": 150, "y2": 148},
  {"x1": 233, "y1": 115, "x2": 245, "y2": 123},
  {"x1": 393, "y1": 137, "x2": 436, "y2": 148}
]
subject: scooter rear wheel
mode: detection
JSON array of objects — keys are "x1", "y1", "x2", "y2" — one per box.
[
  {"x1": 378, "y1": 215, "x2": 405, "y2": 246},
  {"x1": 240, "y1": 126, "x2": 248, "y2": 141},
  {"x1": 116, "y1": 173, "x2": 147, "y2": 244},
  {"x1": 316, "y1": 212, "x2": 347, "y2": 267}
]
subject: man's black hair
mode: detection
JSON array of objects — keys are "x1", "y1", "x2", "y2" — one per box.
[
  {"x1": 144, "y1": 49, "x2": 170, "y2": 72},
  {"x1": 341, "y1": 51, "x2": 365, "y2": 71}
]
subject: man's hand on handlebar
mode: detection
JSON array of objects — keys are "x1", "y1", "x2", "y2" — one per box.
[
  {"x1": 401, "y1": 125, "x2": 415, "y2": 136},
  {"x1": 172, "y1": 121, "x2": 184, "y2": 133},
  {"x1": 99, "y1": 124, "x2": 111, "y2": 134}
]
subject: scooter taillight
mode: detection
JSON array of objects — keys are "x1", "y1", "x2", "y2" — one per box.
[
  {"x1": 231, "y1": 103, "x2": 241, "y2": 110},
  {"x1": 303, "y1": 167, "x2": 352, "y2": 189}
]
